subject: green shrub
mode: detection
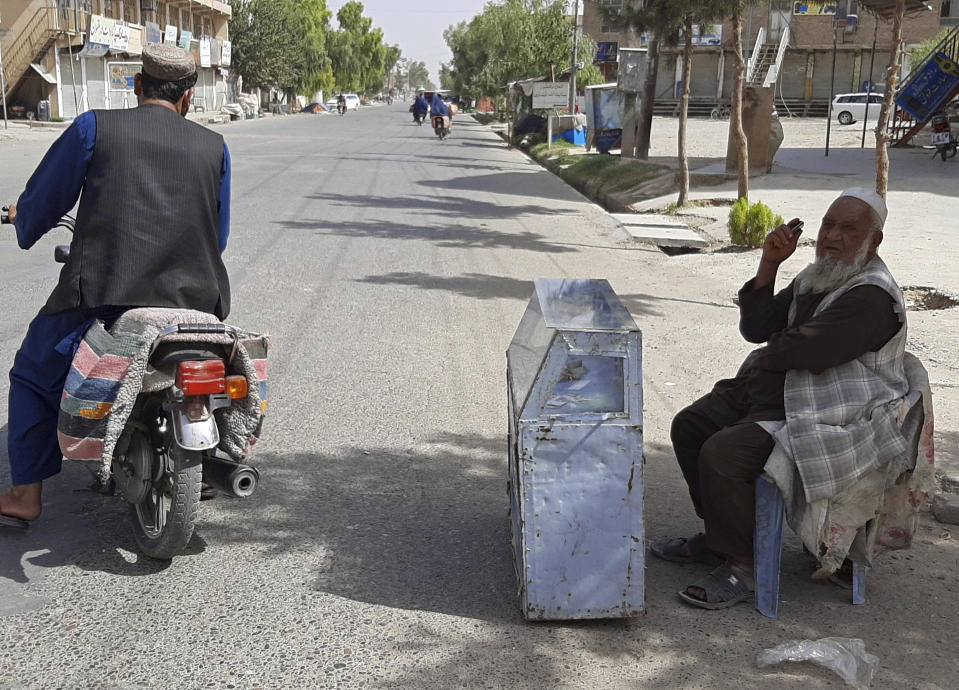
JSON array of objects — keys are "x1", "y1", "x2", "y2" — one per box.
[{"x1": 728, "y1": 199, "x2": 783, "y2": 248}]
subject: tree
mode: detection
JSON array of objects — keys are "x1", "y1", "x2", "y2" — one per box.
[
  {"x1": 874, "y1": 0, "x2": 907, "y2": 199},
  {"x1": 439, "y1": 63, "x2": 454, "y2": 90},
  {"x1": 293, "y1": 0, "x2": 334, "y2": 96},
  {"x1": 229, "y1": 0, "x2": 310, "y2": 91},
  {"x1": 444, "y1": 0, "x2": 597, "y2": 100},
  {"x1": 604, "y1": 1, "x2": 756, "y2": 201},
  {"x1": 327, "y1": 2, "x2": 398, "y2": 93}
]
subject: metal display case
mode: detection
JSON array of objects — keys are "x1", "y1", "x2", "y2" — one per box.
[{"x1": 507, "y1": 278, "x2": 644, "y2": 620}]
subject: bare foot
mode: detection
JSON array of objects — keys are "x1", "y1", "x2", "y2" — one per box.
[{"x1": 0, "y1": 482, "x2": 43, "y2": 521}]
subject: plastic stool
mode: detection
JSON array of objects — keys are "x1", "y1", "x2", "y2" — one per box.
[{"x1": 754, "y1": 476, "x2": 866, "y2": 618}]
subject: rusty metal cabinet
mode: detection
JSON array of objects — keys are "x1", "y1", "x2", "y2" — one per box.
[{"x1": 507, "y1": 278, "x2": 644, "y2": 620}]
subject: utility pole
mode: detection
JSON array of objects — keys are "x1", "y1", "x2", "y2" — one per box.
[{"x1": 568, "y1": 0, "x2": 580, "y2": 113}]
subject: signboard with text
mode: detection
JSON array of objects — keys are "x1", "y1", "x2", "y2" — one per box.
[
  {"x1": 89, "y1": 14, "x2": 115, "y2": 46},
  {"x1": 532, "y1": 82, "x2": 570, "y2": 109},
  {"x1": 220, "y1": 39, "x2": 232, "y2": 66},
  {"x1": 164, "y1": 24, "x2": 178, "y2": 45},
  {"x1": 596, "y1": 42, "x2": 618, "y2": 63},
  {"x1": 109, "y1": 62, "x2": 141, "y2": 91},
  {"x1": 200, "y1": 38, "x2": 212, "y2": 68},
  {"x1": 691, "y1": 24, "x2": 722, "y2": 46},
  {"x1": 110, "y1": 21, "x2": 130, "y2": 52},
  {"x1": 145, "y1": 21, "x2": 162, "y2": 45},
  {"x1": 793, "y1": 2, "x2": 837, "y2": 14},
  {"x1": 896, "y1": 53, "x2": 959, "y2": 122},
  {"x1": 125, "y1": 27, "x2": 142, "y2": 55},
  {"x1": 178, "y1": 29, "x2": 192, "y2": 50}
]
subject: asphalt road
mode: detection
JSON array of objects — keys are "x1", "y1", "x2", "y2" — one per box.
[{"x1": 1, "y1": 106, "x2": 956, "y2": 689}]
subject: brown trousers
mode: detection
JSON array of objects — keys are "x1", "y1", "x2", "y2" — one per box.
[{"x1": 670, "y1": 387, "x2": 775, "y2": 560}]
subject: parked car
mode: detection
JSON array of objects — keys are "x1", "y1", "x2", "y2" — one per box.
[
  {"x1": 832, "y1": 92, "x2": 885, "y2": 125},
  {"x1": 322, "y1": 94, "x2": 361, "y2": 113}
]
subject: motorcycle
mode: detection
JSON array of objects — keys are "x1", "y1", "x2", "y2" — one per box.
[
  {"x1": 432, "y1": 114, "x2": 451, "y2": 140},
  {"x1": 930, "y1": 112, "x2": 957, "y2": 162},
  {"x1": 337, "y1": 102, "x2": 346, "y2": 116},
  {"x1": 1, "y1": 208, "x2": 269, "y2": 560},
  {"x1": 413, "y1": 111, "x2": 426, "y2": 125}
]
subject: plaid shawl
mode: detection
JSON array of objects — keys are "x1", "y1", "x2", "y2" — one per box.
[{"x1": 763, "y1": 256, "x2": 910, "y2": 504}]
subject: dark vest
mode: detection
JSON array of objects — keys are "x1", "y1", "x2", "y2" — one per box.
[{"x1": 44, "y1": 104, "x2": 231, "y2": 319}]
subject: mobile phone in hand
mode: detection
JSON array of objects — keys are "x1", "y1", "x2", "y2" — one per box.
[{"x1": 787, "y1": 218, "x2": 804, "y2": 235}]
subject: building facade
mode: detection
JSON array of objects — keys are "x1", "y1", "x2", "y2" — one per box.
[
  {"x1": 583, "y1": 0, "x2": 948, "y2": 108},
  {"x1": 1, "y1": 0, "x2": 231, "y2": 120}
]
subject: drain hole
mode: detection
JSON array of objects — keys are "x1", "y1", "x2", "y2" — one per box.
[{"x1": 902, "y1": 286, "x2": 959, "y2": 311}]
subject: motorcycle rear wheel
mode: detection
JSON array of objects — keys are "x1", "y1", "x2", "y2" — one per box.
[{"x1": 128, "y1": 432, "x2": 202, "y2": 560}]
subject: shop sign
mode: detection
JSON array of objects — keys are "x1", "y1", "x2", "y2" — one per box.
[
  {"x1": 79, "y1": 42, "x2": 110, "y2": 58},
  {"x1": 109, "y1": 62, "x2": 141, "y2": 91},
  {"x1": 210, "y1": 39, "x2": 222, "y2": 66},
  {"x1": 595, "y1": 42, "x2": 618, "y2": 63},
  {"x1": 220, "y1": 39, "x2": 231, "y2": 67},
  {"x1": 532, "y1": 82, "x2": 569, "y2": 109},
  {"x1": 89, "y1": 14, "x2": 115, "y2": 46},
  {"x1": 896, "y1": 53, "x2": 959, "y2": 122},
  {"x1": 110, "y1": 21, "x2": 131, "y2": 52},
  {"x1": 164, "y1": 24, "x2": 178, "y2": 45},
  {"x1": 200, "y1": 38, "x2": 212, "y2": 68},
  {"x1": 179, "y1": 29, "x2": 192, "y2": 50},
  {"x1": 145, "y1": 21, "x2": 162, "y2": 45},
  {"x1": 793, "y1": 2, "x2": 837, "y2": 14},
  {"x1": 691, "y1": 24, "x2": 722, "y2": 46},
  {"x1": 126, "y1": 27, "x2": 143, "y2": 55}
]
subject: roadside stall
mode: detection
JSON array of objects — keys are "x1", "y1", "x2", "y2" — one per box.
[{"x1": 507, "y1": 278, "x2": 644, "y2": 620}]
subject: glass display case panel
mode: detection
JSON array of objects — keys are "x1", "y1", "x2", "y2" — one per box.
[
  {"x1": 508, "y1": 294, "x2": 555, "y2": 413},
  {"x1": 542, "y1": 355, "x2": 625, "y2": 414},
  {"x1": 535, "y1": 278, "x2": 638, "y2": 333}
]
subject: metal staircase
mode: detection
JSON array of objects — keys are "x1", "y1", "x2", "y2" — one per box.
[
  {"x1": 746, "y1": 26, "x2": 790, "y2": 89},
  {"x1": 2, "y1": 5, "x2": 67, "y2": 99},
  {"x1": 891, "y1": 24, "x2": 959, "y2": 147}
]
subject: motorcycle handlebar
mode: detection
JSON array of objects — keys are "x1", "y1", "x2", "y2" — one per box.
[{"x1": 1, "y1": 206, "x2": 10, "y2": 225}]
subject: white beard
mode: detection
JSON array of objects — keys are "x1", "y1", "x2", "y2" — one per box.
[{"x1": 800, "y1": 241, "x2": 872, "y2": 294}]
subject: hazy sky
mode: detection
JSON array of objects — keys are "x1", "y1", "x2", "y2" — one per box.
[{"x1": 327, "y1": 1, "x2": 490, "y2": 82}]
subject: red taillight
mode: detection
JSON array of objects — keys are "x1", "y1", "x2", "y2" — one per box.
[{"x1": 176, "y1": 360, "x2": 226, "y2": 395}]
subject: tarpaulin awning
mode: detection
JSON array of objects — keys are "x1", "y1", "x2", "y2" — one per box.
[{"x1": 857, "y1": 0, "x2": 935, "y2": 20}]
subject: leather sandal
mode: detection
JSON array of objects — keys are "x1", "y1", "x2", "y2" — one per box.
[{"x1": 678, "y1": 564, "x2": 754, "y2": 610}]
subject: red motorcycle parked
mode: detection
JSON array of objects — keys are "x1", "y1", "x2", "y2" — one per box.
[{"x1": 930, "y1": 112, "x2": 957, "y2": 162}]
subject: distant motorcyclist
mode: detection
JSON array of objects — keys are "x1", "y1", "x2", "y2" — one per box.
[
  {"x1": 431, "y1": 92, "x2": 450, "y2": 119},
  {"x1": 412, "y1": 92, "x2": 429, "y2": 123},
  {"x1": 336, "y1": 92, "x2": 346, "y2": 114}
]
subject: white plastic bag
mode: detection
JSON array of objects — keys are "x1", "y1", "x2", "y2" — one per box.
[{"x1": 757, "y1": 637, "x2": 879, "y2": 690}]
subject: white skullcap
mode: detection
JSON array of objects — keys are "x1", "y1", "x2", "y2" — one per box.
[{"x1": 837, "y1": 187, "x2": 887, "y2": 228}]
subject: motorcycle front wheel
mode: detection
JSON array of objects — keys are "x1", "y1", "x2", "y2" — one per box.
[{"x1": 128, "y1": 431, "x2": 202, "y2": 559}]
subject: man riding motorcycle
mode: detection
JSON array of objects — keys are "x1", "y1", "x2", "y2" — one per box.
[
  {"x1": 412, "y1": 92, "x2": 429, "y2": 124},
  {"x1": 0, "y1": 44, "x2": 231, "y2": 528},
  {"x1": 336, "y1": 93, "x2": 347, "y2": 115}
]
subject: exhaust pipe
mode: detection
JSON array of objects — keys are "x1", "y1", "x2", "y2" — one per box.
[{"x1": 202, "y1": 456, "x2": 260, "y2": 498}]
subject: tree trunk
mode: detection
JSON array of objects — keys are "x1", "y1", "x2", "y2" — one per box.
[
  {"x1": 731, "y1": 9, "x2": 749, "y2": 201},
  {"x1": 875, "y1": 0, "x2": 905, "y2": 199},
  {"x1": 678, "y1": 20, "x2": 694, "y2": 207},
  {"x1": 637, "y1": 38, "x2": 659, "y2": 161}
]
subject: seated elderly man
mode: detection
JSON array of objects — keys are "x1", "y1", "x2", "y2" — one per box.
[{"x1": 654, "y1": 187, "x2": 908, "y2": 609}]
